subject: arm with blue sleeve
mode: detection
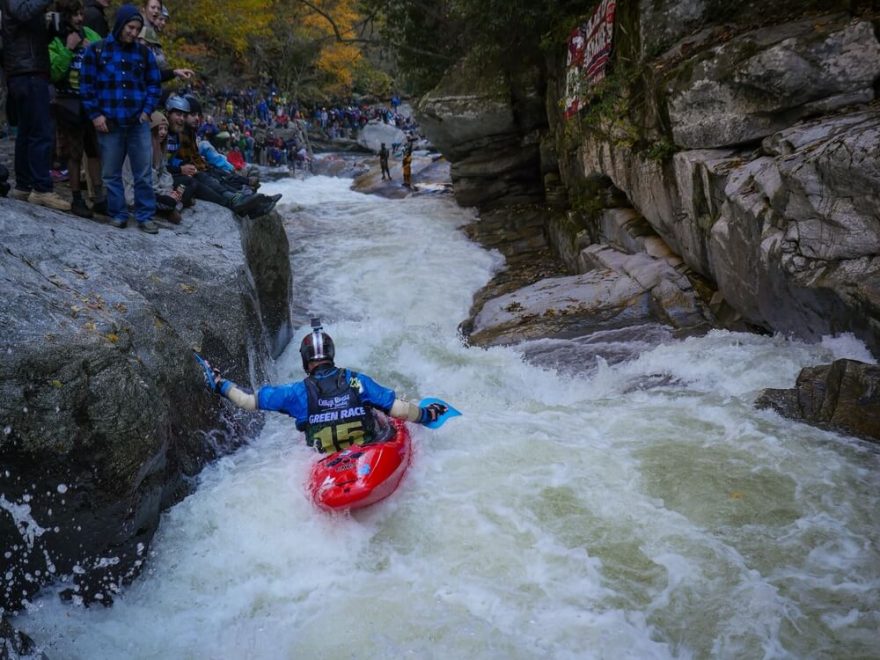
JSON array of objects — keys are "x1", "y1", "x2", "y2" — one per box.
[
  {"x1": 223, "y1": 376, "x2": 428, "y2": 423},
  {"x1": 199, "y1": 140, "x2": 235, "y2": 172},
  {"x1": 194, "y1": 355, "x2": 437, "y2": 424}
]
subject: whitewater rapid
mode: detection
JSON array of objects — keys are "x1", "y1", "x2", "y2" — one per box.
[{"x1": 13, "y1": 175, "x2": 880, "y2": 659}]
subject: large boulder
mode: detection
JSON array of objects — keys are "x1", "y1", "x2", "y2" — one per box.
[
  {"x1": 468, "y1": 242, "x2": 711, "y2": 347},
  {"x1": 0, "y1": 199, "x2": 292, "y2": 613},
  {"x1": 707, "y1": 109, "x2": 880, "y2": 348},
  {"x1": 574, "y1": 103, "x2": 880, "y2": 354},
  {"x1": 357, "y1": 121, "x2": 407, "y2": 154},
  {"x1": 666, "y1": 15, "x2": 880, "y2": 148},
  {"x1": 416, "y1": 53, "x2": 547, "y2": 209},
  {"x1": 637, "y1": 0, "x2": 853, "y2": 58},
  {"x1": 756, "y1": 359, "x2": 880, "y2": 442}
]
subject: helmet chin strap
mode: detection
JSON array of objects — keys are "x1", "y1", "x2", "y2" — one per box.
[{"x1": 306, "y1": 359, "x2": 333, "y2": 375}]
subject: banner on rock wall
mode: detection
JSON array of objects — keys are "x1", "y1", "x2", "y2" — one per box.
[{"x1": 564, "y1": 0, "x2": 617, "y2": 119}]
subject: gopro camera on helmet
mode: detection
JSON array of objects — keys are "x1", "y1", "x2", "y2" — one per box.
[
  {"x1": 300, "y1": 318, "x2": 335, "y2": 373},
  {"x1": 45, "y1": 11, "x2": 62, "y2": 35}
]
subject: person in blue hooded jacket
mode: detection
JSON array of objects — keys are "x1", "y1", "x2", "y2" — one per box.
[{"x1": 80, "y1": 4, "x2": 162, "y2": 233}]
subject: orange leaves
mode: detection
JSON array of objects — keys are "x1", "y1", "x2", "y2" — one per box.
[{"x1": 164, "y1": 0, "x2": 384, "y2": 98}]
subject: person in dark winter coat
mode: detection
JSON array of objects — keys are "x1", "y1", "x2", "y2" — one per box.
[
  {"x1": 1, "y1": 0, "x2": 72, "y2": 210},
  {"x1": 83, "y1": 0, "x2": 110, "y2": 37}
]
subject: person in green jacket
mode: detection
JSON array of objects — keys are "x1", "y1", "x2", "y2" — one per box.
[{"x1": 49, "y1": 0, "x2": 105, "y2": 218}]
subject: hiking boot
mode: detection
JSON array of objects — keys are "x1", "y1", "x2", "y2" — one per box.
[
  {"x1": 245, "y1": 193, "x2": 281, "y2": 219},
  {"x1": 11, "y1": 188, "x2": 31, "y2": 201},
  {"x1": 111, "y1": 217, "x2": 128, "y2": 229},
  {"x1": 230, "y1": 192, "x2": 263, "y2": 216},
  {"x1": 29, "y1": 190, "x2": 72, "y2": 211},
  {"x1": 165, "y1": 209, "x2": 182, "y2": 224},
  {"x1": 138, "y1": 220, "x2": 159, "y2": 234},
  {"x1": 91, "y1": 199, "x2": 108, "y2": 215},
  {"x1": 70, "y1": 196, "x2": 93, "y2": 219}
]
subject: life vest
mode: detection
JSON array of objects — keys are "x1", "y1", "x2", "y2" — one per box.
[{"x1": 304, "y1": 369, "x2": 376, "y2": 453}]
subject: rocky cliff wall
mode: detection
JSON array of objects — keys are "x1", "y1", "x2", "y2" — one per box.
[
  {"x1": 557, "y1": 3, "x2": 880, "y2": 355},
  {"x1": 0, "y1": 201, "x2": 292, "y2": 614},
  {"x1": 417, "y1": 0, "x2": 880, "y2": 358}
]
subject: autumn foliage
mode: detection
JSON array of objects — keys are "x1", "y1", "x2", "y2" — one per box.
[{"x1": 162, "y1": 0, "x2": 390, "y2": 100}]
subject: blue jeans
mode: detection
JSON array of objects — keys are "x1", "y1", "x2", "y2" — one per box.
[
  {"x1": 97, "y1": 121, "x2": 156, "y2": 223},
  {"x1": 7, "y1": 74, "x2": 54, "y2": 193}
]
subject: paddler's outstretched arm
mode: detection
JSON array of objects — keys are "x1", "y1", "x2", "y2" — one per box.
[
  {"x1": 391, "y1": 399, "x2": 448, "y2": 424},
  {"x1": 194, "y1": 353, "x2": 447, "y2": 424}
]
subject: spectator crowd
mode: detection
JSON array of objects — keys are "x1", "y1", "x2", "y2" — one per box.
[{"x1": 1, "y1": 0, "x2": 422, "y2": 234}]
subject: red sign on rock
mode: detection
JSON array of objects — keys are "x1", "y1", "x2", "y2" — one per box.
[{"x1": 564, "y1": 0, "x2": 617, "y2": 119}]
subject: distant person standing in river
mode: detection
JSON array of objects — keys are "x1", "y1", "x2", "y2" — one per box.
[
  {"x1": 379, "y1": 143, "x2": 391, "y2": 180},
  {"x1": 401, "y1": 139, "x2": 413, "y2": 188}
]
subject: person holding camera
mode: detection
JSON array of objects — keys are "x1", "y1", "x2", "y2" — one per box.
[
  {"x1": 1, "y1": 0, "x2": 72, "y2": 211},
  {"x1": 48, "y1": 0, "x2": 105, "y2": 218}
]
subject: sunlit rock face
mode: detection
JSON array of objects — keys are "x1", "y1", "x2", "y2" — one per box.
[
  {"x1": 665, "y1": 15, "x2": 880, "y2": 148},
  {"x1": 554, "y1": 2, "x2": 880, "y2": 356},
  {"x1": 416, "y1": 54, "x2": 547, "y2": 210},
  {"x1": 0, "y1": 201, "x2": 292, "y2": 612}
]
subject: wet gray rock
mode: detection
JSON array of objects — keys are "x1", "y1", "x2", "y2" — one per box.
[
  {"x1": 0, "y1": 616, "x2": 47, "y2": 659},
  {"x1": 756, "y1": 359, "x2": 880, "y2": 442},
  {"x1": 0, "y1": 198, "x2": 292, "y2": 613},
  {"x1": 357, "y1": 121, "x2": 407, "y2": 154},
  {"x1": 576, "y1": 104, "x2": 880, "y2": 355},
  {"x1": 638, "y1": 0, "x2": 853, "y2": 58},
  {"x1": 667, "y1": 16, "x2": 880, "y2": 148},
  {"x1": 416, "y1": 54, "x2": 546, "y2": 209},
  {"x1": 468, "y1": 241, "x2": 711, "y2": 347}
]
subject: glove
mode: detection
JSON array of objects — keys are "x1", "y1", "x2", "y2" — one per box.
[
  {"x1": 193, "y1": 353, "x2": 231, "y2": 396},
  {"x1": 418, "y1": 402, "x2": 448, "y2": 425}
]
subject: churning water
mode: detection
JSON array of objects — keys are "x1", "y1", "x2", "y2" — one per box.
[{"x1": 13, "y1": 176, "x2": 880, "y2": 659}]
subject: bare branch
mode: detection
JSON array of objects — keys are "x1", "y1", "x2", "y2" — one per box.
[{"x1": 296, "y1": 0, "x2": 380, "y2": 45}]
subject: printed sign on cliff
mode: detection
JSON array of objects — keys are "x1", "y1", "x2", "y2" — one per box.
[{"x1": 564, "y1": 0, "x2": 616, "y2": 119}]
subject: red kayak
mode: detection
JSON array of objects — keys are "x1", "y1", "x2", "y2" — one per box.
[{"x1": 308, "y1": 417, "x2": 412, "y2": 511}]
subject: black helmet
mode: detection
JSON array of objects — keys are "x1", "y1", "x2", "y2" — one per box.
[
  {"x1": 184, "y1": 94, "x2": 203, "y2": 116},
  {"x1": 300, "y1": 319, "x2": 335, "y2": 373}
]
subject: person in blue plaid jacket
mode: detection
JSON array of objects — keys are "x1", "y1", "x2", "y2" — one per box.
[{"x1": 80, "y1": 3, "x2": 162, "y2": 233}]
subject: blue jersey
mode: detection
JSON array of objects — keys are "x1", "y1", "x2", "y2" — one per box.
[{"x1": 256, "y1": 367, "x2": 396, "y2": 427}]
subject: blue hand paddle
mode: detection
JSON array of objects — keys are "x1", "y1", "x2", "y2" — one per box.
[
  {"x1": 418, "y1": 397, "x2": 462, "y2": 429},
  {"x1": 193, "y1": 352, "x2": 217, "y2": 392}
]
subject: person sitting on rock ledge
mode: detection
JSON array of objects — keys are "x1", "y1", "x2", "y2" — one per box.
[
  {"x1": 164, "y1": 95, "x2": 278, "y2": 219},
  {"x1": 195, "y1": 319, "x2": 448, "y2": 454},
  {"x1": 149, "y1": 111, "x2": 186, "y2": 223}
]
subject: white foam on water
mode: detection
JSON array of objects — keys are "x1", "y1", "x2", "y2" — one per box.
[{"x1": 13, "y1": 176, "x2": 880, "y2": 659}]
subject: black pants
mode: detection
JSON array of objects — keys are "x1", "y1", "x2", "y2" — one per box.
[{"x1": 173, "y1": 171, "x2": 235, "y2": 207}]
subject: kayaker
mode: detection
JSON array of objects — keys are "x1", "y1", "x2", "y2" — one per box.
[{"x1": 196, "y1": 319, "x2": 448, "y2": 453}]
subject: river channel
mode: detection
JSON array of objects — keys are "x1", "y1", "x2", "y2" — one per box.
[{"x1": 14, "y1": 174, "x2": 880, "y2": 659}]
